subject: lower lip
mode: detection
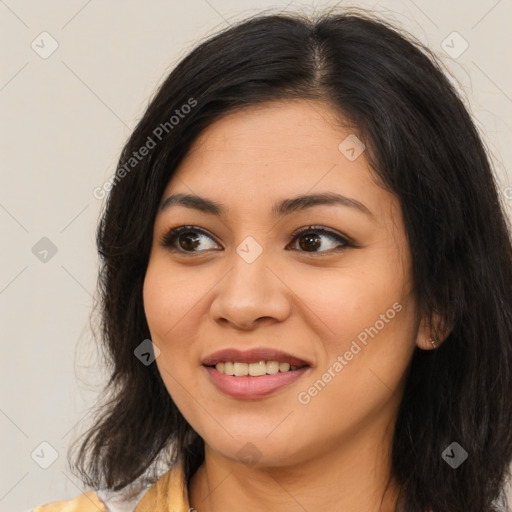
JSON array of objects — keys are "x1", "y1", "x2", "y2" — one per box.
[{"x1": 204, "y1": 366, "x2": 310, "y2": 399}]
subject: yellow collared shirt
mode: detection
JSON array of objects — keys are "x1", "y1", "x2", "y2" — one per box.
[{"x1": 31, "y1": 460, "x2": 191, "y2": 512}]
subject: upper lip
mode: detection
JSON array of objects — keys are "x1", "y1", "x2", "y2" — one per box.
[{"x1": 202, "y1": 347, "x2": 311, "y2": 367}]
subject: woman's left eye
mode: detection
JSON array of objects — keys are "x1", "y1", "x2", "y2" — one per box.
[
  {"x1": 160, "y1": 225, "x2": 351, "y2": 254},
  {"x1": 288, "y1": 226, "x2": 351, "y2": 253}
]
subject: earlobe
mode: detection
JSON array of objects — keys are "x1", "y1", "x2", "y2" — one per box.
[
  {"x1": 415, "y1": 333, "x2": 439, "y2": 351},
  {"x1": 415, "y1": 311, "x2": 451, "y2": 350}
]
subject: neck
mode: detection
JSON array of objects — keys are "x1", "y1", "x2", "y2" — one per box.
[{"x1": 188, "y1": 420, "x2": 401, "y2": 512}]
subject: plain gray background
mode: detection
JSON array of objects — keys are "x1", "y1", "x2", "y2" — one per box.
[{"x1": 1, "y1": 1, "x2": 511, "y2": 511}]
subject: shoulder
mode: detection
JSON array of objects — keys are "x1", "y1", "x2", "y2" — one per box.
[
  {"x1": 29, "y1": 461, "x2": 185, "y2": 512},
  {"x1": 30, "y1": 491, "x2": 107, "y2": 512}
]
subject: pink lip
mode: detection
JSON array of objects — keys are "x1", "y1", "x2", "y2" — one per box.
[
  {"x1": 201, "y1": 347, "x2": 310, "y2": 367},
  {"x1": 204, "y1": 365, "x2": 310, "y2": 399}
]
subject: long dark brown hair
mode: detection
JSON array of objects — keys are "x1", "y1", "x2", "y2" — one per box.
[{"x1": 69, "y1": 8, "x2": 512, "y2": 512}]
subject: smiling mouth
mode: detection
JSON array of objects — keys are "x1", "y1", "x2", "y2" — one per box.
[{"x1": 206, "y1": 361, "x2": 309, "y2": 377}]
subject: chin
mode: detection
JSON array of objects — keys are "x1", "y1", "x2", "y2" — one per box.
[{"x1": 204, "y1": 433, "x2": 309, "y2": 469}]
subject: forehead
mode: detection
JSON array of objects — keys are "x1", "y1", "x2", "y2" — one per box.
[
  {"x1": 160, "y1": 100, "x2": 395, "y2": 221},
  {"x1": 172, "y1": 102, "x2": 354, "y2": 179}
]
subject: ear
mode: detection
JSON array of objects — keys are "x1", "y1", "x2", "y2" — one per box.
[{"x1": 415, "y1": 309, "x2": 452, "y2": 351}]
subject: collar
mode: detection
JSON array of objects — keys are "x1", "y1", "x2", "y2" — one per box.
[{"x1": 134, "y1": 458, "x2": 190, "y2": 512}]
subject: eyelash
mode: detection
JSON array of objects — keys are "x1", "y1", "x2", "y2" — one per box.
[{"x1": 159, "y1": 224, "x2": 353, "y2": 256}]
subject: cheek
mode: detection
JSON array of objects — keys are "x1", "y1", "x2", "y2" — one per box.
[
  {"x1": 291, "y1": 278, "x2": 416, "y2": 447},
  {"x1": 288, "y1": 255, "x2": 410, "y2": 347},
  {"x1": 288, "y1": 252, "x2": 417, "y2": 402},
  {"x1": 143, "y1": 255, "x2": 206, "y2": 341},
  {"x1": 142, "y1": 255, "x2": 215, "y2": 395}
]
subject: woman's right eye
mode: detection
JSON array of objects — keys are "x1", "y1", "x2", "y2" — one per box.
[{"x1": 160, "y1": 226, "x2": 221, "y2": 254}]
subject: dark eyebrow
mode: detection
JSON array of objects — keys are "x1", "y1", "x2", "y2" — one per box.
[{"x1": 159, "y1": 192, "x2": 375, "y2": 220}]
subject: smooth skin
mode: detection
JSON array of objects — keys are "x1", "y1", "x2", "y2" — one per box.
[{"x1": 143, "y1": 100, "x2": 441, "y2": 512}]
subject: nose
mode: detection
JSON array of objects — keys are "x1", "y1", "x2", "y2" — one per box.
[{"x1": 209, "y1": 247, "x2": 292, "y2": 330}]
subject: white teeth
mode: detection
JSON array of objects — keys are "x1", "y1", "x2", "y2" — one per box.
[
  {"x1": 213, "y1": 360, "x2": 305, "y2": 376},
  {"x1": 279, "y1": 362, "x2": 290, "y2": 372},
  {"x1": 249, "y1": 361, "x2": 267, "y2": 376},
  {"x1": 266, "y1": 361, "x2": 279, "y2": 374},
  {"x1": 233, "y1": 362, "x2": 249, "y2": 376}
]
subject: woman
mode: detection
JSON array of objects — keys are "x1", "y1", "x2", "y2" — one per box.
[{"x1": 32, "y1": 8, "x2": 512, "y2": 512}]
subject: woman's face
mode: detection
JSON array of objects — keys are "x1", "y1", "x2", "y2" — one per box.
[{"x1": 143, "y1": 100, "x2": 429, "y2": 468}]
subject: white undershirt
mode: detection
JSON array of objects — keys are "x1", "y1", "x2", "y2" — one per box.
[{"x1": 96, "y1": 485, "x2": 151, "y2": 512}]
